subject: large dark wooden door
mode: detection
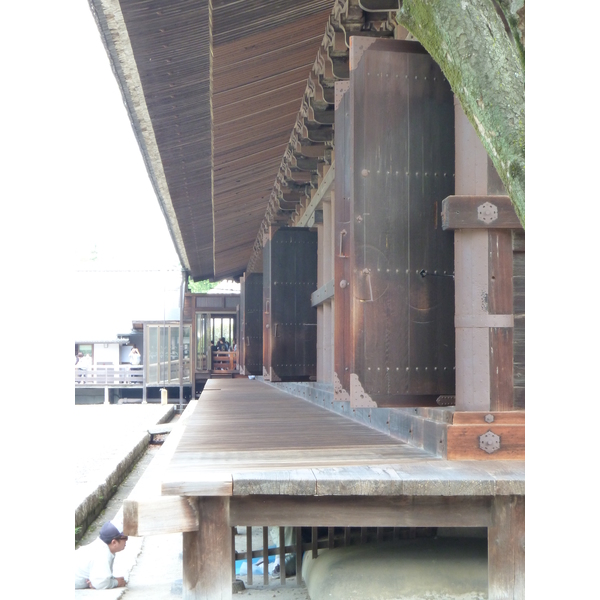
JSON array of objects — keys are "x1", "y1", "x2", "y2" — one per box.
[
  {"x1": 263, "y1": 227, "x2": 318, "y2": 381},
  {"x1": 334, "y1": 38, "x2": 455, "y2": 407},
  {"x1": 241, "y1": 272, "x2": 263, "y2": 376}
]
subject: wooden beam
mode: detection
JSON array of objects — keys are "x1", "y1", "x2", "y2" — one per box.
[
  {"x1": 452, "y1": 411, "x2": 525, "y2": 425},
  {"x1": 123, "y1": 400, "x2": 200, "y2": 536},
  {"x1": 294, "y1": 140, "x2": 327, "y2": 158},
  {"x1": 311, "y1": 279, "x2": 335, "y2": 307},
  {"x1": 446, "y1": 424, "x2": 525, "y2": 460},
  {"x1": 161, "y1": 470, "x2": 233, "y2": 497},
  {"x1": 296, "y1": 161, "x2": 335, "y2": 227},
  {"x1": 488, "y1": 495, "x2": 525, "y2": 600},
  {"x1": 182, "y1": 497, "x2": 232, "y2": 600},
  {"x1": 229, "y1": 495, "x2": 492, "y2": 528},
  {"x1": 442, "y1": 195, "x2": 522, "y2": 230},
  {"x1": 123, "y1": 495, "x2": 198, "y2": 537}
]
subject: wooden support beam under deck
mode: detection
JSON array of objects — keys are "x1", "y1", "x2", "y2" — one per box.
[
  {"x1": 229, "y1": 495, "x2": 492, "y2": 528},
  {"x1": 149, "y1": 380, "x2": 524, "y2": 599},
  {"x1": 488, "y1": 495, "x2": 525, "y2": 600},
  {"x1": 182, "y1": 497, "x2": 231, "y2": 600}
]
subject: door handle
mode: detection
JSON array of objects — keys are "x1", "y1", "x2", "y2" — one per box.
[{"x1": 338, "y1": 229, "x2": 347, "y2": 257}]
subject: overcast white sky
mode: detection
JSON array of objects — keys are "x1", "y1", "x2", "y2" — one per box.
[{"x1": 70, "y1": 2, "x2": 184, "y2": 339}]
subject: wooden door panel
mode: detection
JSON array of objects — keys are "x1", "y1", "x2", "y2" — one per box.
[
  {"x1": 266, "y1": 228, "x2": 318, "y2": 381},
  {"x1": 335, "y1": 39, "x2": 455, "y2": 406},
  {"x1": 243, "y1": 273, "x2": 263, "y2": 375}
]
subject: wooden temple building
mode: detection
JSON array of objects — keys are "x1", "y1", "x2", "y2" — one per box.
[{"x1": 89, "y1": 1, "x2": 525, "y2": 598}]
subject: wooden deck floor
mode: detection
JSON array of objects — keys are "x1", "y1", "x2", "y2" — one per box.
[
  {"x1": 139, "y1": 378, "x2": 524, "y2": 599},
  {"x1": 161, "y1": 379, "x2": 524, "y2": 497}
]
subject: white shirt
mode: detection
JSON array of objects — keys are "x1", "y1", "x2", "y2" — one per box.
[{"x1": 74, "y1": 537, "x2": 118, "y2": 589}]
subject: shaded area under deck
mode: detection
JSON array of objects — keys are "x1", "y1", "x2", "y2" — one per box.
[{"x1": 123, "y1": 378, "x2": 524, "y2": 599}]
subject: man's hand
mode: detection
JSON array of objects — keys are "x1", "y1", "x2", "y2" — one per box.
[
  {"x1": 116, "y1": 577, "x2": 127, "y2": 587},
  {"x1": 86, "y1": 579, "x2": 94, "y2": 589}
]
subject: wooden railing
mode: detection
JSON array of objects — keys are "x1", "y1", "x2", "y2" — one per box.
[
  {"x1": 75, "y1": 365, "x2": 143, "y2": 386},
  {"x1": 211, "y1": 351, "x2": 237, "y2": 373}
]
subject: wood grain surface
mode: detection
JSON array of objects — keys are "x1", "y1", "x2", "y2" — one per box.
[{"x1": 161, "y1": 379, "x2": 524, "y2": 496}]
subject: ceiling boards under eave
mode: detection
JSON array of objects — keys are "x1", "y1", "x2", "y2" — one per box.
[
  {"x1": 90, "y1": 0, "x2": 214, "y2": 281},
  {"x1": 90, "y1": 0, "x2": 398, "y2": 281},
  {"x1": 210, "y1": 1, "x2": 335, "y2": 280}
]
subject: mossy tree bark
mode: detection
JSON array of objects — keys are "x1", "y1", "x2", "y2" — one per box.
[{"x1": 397, "y1": 0, "x2": 525, "y2": 227}]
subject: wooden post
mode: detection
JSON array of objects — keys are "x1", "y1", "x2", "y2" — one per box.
[
  {"x1": 450, "y1": 99, "x2": 522, "y2": 412},
  {"x1": 295, "y1": 526, "x2": 303, "y2": 584},
  {"x1": 262, "y1": 527, "x2": 269, "y2": 585},
  {"x1": 316, "y1": 201, "x2": 325, "y2": 382},
  {"x1": 279, "y1": 527, "x2": 286, "y2": 584},
  {"x1": 488, "y1": 495, "x2": 525, "y2": 600},
  {"x1": 142, "y1": 328, "x2": 148, "y2": 404},
  {"x1": 246, "y1": 526, "x2": 253, "y2": 586},
  {"x1": 323, "y1": 197, "x2": 334, "y2": 384},
  {"x1": 442, "y1": 195, "x2": 522, "y2": 412},
  {"x1": 182, "y1": 497, "x2": 231, "y2": 599}
]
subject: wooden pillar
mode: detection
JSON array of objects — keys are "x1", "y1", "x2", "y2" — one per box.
[
  {"x1": 316, "y1": 213, "x2": 325, "y2": 382},
  {"x1": 262, "y1": 226, "x2": 274, "y2": 381},
  {"x1": 142, "y1": 325, "x2": 148, "y2": 404},
  {"x1": 442, "y1": 195, "x2": 522, "y2": 411},
  {"x1": 449, "y1": 98, "x2": 524, "y2": 412},
  {"x1": 314, "y1": 195, "x2": 334, "y2": 384},
  {"x1": 323, "y1": 197, "x2": 334, "y2": 384},
  {"x1": 333, "y1": 79, "x2": 353, "y2": 401},
  {"x1": 182, "y1": 497, "x2": 231, "y2": 599},
  {"x1": 488, "y1": 495, "x2": 525, "y2": 600}
]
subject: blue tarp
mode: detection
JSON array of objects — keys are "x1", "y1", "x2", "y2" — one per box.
[{"x1": 235, "y1": 549, "x2": 277, "y2": 576}]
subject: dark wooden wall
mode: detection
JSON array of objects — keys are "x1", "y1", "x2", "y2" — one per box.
[{"x1": 241, "y1": 273, "x2": 264, "y2": 376}]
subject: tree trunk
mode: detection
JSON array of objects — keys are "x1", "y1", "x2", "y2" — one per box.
[{"x1": 397, "y1": 0, "x2": 525, "y2": 227}]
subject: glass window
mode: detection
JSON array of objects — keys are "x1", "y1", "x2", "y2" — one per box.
[
  {"x1": 211, "y1": 316, "x2": 235, "y2": 348},
  {"x1": 148, "y1": 327, "x2": 158, "y2": 384},
  {"x1": 78, "y1": 344, "x2": 92, "y2": 356},
  {"x1": 160, "y1": 327, "x2": 168, "y2": 382}
]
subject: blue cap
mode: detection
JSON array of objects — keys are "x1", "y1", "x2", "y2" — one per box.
[{"x1": 99, "y1": 522, "x2": 128, "y2": 544}]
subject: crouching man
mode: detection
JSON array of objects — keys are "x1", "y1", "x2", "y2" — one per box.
[{"x1": 75, "y1": 521, "x2": 128, "y2": 589}]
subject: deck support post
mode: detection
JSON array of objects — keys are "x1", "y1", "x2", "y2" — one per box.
[
  {"x1": 182, "y1": 497, "x2": 231, "y2": 599},
  {"x1": 488, "y1": 495, "x2": 525, "y2": 600}
]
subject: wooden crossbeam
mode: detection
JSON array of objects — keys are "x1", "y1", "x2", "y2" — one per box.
[{"x1": 442, "y1": 195, "x2": 522, "y2": 230}]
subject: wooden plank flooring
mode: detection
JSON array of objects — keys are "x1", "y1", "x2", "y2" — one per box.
[{"x1": 161, "y1": 379, "x2": 524, "y2": 496}]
